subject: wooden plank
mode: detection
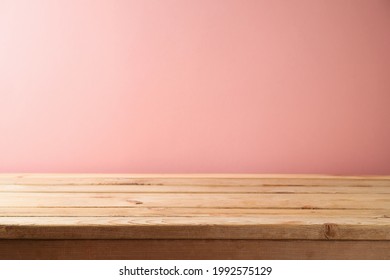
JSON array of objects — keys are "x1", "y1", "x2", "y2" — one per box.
[
  {"x1": 0, "y1": 239, "x2": 389, "y2": 259},
  {"x1": 0, "y1": 207, "x2": 388, "y2": 217},
  {"x1": 0, "y1": 193, "x2": 389, "y2": 209},
  {"x1": 1, "y1": 184, "x2": 390, "y2": 194},
  {"x1": 1, "y1": 216, "x2": 389, "y2": 226},
  {"x1": 0, "y1": 174, "x2": 389, "y2": 186},
  {"x1": 0, "y1": 216, "x2": 389, "y2": 240}
]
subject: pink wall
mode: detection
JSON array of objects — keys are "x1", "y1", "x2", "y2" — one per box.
[{"x1": 1, "y1": 0, "x2": 390, "y2": 174}]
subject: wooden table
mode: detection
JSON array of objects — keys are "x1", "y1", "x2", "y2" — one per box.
[{"x1": 0, "y1": 174, "x2": 389, "y2": 259}]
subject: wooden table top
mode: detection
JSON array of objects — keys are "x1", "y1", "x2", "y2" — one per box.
[{"x1": 0, "y1": 174, "x2": 389, "y2": 240}]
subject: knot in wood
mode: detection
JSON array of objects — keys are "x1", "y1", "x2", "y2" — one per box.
[{"x1": 324, "y1": 223, "x2": 339, "y2": 239}]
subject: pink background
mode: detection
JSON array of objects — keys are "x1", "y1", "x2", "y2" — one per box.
[{"x1": 1, "y1": 0, "x2": 390, "y2": 174}]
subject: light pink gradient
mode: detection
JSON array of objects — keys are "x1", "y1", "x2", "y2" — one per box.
[{"x1": 1, "y1": 0, "x2": 390, "y2": 174}]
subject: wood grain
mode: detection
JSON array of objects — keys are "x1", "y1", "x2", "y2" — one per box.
[
  {"x1": 0, "y1": 240, "x2": 389, "y2": 260},
  {"x1": 0, "y1": 207, "x2": 388, "y2": 217},
  {"x1": 0, "y1": 217, "x2": 389, "y2": 240},
  {"x1": 2, "y1": 184, "x2": 390, "y2": 194},
  {"x1": 1, "y1": 193, "x2": 389, "y2": 209},
  {"x1": 0, "y1": 174, "x2": 389, "y2": 259}
]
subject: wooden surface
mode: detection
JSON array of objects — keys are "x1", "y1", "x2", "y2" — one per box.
[
  {"x1": 1, "y1": 240, "x2": 390, "y2": 260},
  {"x1": 0, "y1": 174, "x2": 389, "y2": 259},
  {"x1": 0, "y1": 174, "x2": 389, "y2": 240}
]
